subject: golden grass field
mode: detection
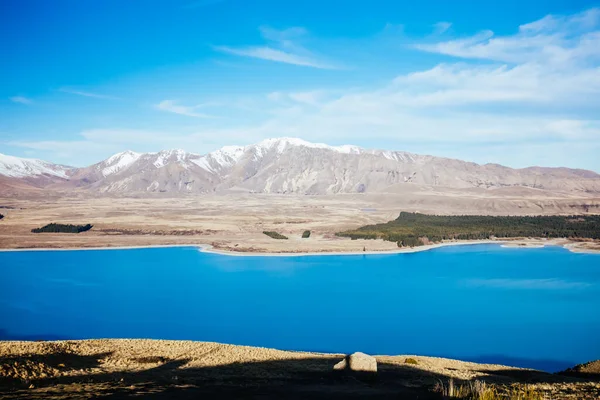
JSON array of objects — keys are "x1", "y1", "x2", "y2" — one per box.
[
  {"x1": 1, "y1": 189, "x2": 599, "y2": 253},
  {"x1": 1, "y1": 339, "x2": 599, "y2": 399}
]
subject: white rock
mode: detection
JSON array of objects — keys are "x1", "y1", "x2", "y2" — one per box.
[{"x1": 333, "y1": 352, "x2": 377, "y2": 373}]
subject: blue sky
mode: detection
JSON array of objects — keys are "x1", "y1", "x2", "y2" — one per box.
[{"x1": 1, "y1": 0, "x2": 600, "y2": 170}]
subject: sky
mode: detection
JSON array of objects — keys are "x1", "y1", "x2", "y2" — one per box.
[{"x1": 1, "y1": 0, "x2": 600, "y2": 170}]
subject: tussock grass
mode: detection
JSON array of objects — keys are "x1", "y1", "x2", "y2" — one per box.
[{"x1": 434, "y1": 379, "x2": 542, "y2": 400}]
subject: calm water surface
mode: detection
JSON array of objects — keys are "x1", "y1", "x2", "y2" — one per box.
[{"x1": 1, "y1": 244, "x2": 599, "y2": 372}]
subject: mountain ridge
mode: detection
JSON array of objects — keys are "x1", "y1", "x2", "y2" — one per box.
[{"x1": 1, "y1": 138, "x2": 599, "y2": 195}]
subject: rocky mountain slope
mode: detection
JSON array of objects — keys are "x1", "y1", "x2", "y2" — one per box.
[{"x1": 1, "y1": 138, "x2": 599, "y2": 195}]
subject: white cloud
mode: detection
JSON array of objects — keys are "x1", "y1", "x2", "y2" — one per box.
[
  {"x1": 8, "y1": 129, "x2": 216, "y2": 166},
  {"x1": 266, "y1": 90, "x2": 329, "y2": 106},
  {"x1": 6, "y1": 139, "x2": 118, "y2": 164},
  {"x1": 390, "y1": 62, "x2": 600, "y2": 107},
  {"x1": 415, "y1": 8, "x2": 600, "y2": 65},
  {"x1": 266, "y1": 92, "x2": 284, "y2": 102},
  {"x1": 214, "y1": 26, "x2": 340, "y2": 69},
  {"x1": 6, "y1": 9, "x2": 600, "y2": 171},
  {"x1": 433, "y1": 22, "x2": 452, "y2": 34},
  {"x1": 288, "y1": 91, "x2": 325, "y2": 106},
  {"x1": 207, "y1": 8, "x2": 600, "y2": 169},
  {"x1": 9, "y1": 96, "x2": 33, "y2": 105},
  {"x1": 59, "y1": 88, "x2": 119, "y2": 100},
  {"x1": 214, "y1": 46, "x2": 337, "y2": 69},
  {"x1": 154, "y1": 100, "x2": 215, "y2": 118},
  {"x1": 258, "y1": 26, "x2": 308, "y2": 46}
]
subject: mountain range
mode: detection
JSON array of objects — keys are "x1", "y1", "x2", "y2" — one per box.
[{"x1": 1, "y1": 137, "x2": 599, "y2": 195}]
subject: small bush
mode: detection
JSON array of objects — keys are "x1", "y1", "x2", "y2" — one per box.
[
  {"x1": 32, "y1": 223, "x2": 93, "y2": 234},
  {"x1": 0, "y1": 214, "x2": 4, "y2": 220},
  {"x1": 302, "y1": 230, "x2": 311, "y2": 238},
  {"x1": 263, "y1": 231, "x2": 288, "y2": 240},
  {"x1": 404, "y1": 358, "x2": 418, "y2": 365}
]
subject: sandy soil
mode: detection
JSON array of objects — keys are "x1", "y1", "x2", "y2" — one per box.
[
  {"x1": 1, "y1": 340, "x2": 599, "y2": 399},
  {"x1": 0, "y1": 192, "x2": 599, "y2": 253}
]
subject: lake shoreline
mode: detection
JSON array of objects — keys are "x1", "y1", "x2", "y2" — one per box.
[{"x1": 1, "y1": 238, "x2": 599, "y2": 255}]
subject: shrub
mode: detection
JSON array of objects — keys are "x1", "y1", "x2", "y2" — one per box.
[
  {"x1": 433, "y1": 379, "x2": 542, "y2": 400},
  {"x1": 263, "y1": 231, "x2": 288, "y2": 240},
  {"x1": 32, "y1": 223, "x2": 93, "y2": 234},
  {"x1": 302, "y1": 230, "x2": 311, "y2": 238},
  {"x1": 0, "y1": 214, "x2": 4, "y2": 220},
  {"x1": 404, "y1": 358, "x2": 418, "y2": 365}
]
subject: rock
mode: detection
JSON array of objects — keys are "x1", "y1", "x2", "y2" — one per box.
[
  {"x1": 333, "y1": 352, "x2": 377, "y2": 373},
  {"x1": 333, "y1": 358, "x2": 347, "y2": 370}
]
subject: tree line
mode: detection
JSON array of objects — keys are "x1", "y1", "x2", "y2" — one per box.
[
  {"x1": 336, "y1": 212, "x2": 600, "y2": 248},
  {"x1": 32, "y1": 223, "x2": 93, "y2": 233}
]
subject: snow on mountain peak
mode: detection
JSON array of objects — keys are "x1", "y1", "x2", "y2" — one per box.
[
  {"x1": 191, "y1": 145, "x2": 245, "y2": 172},
  {"x1": 256, "y1": 137, "x2": 360, "y2": 154},
  {"x1": 106, "y1": 150, "x2": 140, "y2": 163},
  {"x1": 254, "y1": 137, "x2": 362, "y2": 155},
  {"x1": 212, "y1": 146, "x2": 244, "y2": 164},
  {"x1": 0, "y1": 153, "x2": 70, "y2": 178},
  {"x1": 102, "y1": 150, "x2": 141, "y2": 177},
  {"x1": 153, "y1": 149, "x2": 196, "y2": 168}
]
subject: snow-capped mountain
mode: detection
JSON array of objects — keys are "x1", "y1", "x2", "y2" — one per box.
[
  {"x1": 1, "y1": 138, "x2": 600, "y2": 195},
  {"x1": 0, "y1": 152, "x2": 71, "y2": 180}
]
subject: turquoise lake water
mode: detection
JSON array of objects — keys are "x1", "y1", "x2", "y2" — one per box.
[{"x1": 0, "y1": 244, "x2": 599, "y2": 372}]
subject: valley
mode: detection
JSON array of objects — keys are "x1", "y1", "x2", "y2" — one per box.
[{"x1": 1, "y1": 188, "x2": 599, "y2": 253}]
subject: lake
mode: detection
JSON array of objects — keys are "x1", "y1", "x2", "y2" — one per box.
[{"x1": 1, "y1": 244, "x2": 599, "y2": 372}]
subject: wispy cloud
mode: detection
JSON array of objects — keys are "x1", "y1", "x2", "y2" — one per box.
[
  {"x1": 415, "y1": 8, "x2": 600, "y2": 65},
  {"x1": 266, "y1": 90, "x2": 328, "y2": 106},
  {"x1": 7, "y1": 139, "x2": 114, "y2": 161},
  {"x1": 7, "y1": 129, "x2": 205, "y2": 165},
  {"x1": 214, "y1": 26, "x2": 340, "y2": 69},
  {"x1": 7, "y1": 9, "x2": 600, "y2": 171},
  {"x1": 59, "y1": 88, "x2": 119, "y2": 100},
  {"x1": 433, "y1": 21, "x2": 452, "y2": 34},
  {"x1": 214, "y1": 46, "x2": 337, "y2": 69},
  {"x1": 204, "y1": 9, "x2": 600, "y2": 168},
  {"x1": 9, "y1": 96, "x2": 33, "y2": 105},
  {"x1": 154, "y1": 100, "x2": 215, "y2": 118}
]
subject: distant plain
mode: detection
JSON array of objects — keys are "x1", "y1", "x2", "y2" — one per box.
[{"x1": 1, "y1": 185, "x2": 599, "y2": 253}]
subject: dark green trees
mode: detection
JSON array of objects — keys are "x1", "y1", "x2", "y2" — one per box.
[
  {"x1": 263, "y1": 231, "x2": 288, "y2": 240},
  {"x1": 337, "y1": 212, "x2": 600, "y2": 248},
  {"x1": 32, "y1": 223, "x2": 93, "y2": 233}
]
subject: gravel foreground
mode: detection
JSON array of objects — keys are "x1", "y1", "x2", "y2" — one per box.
[{"x1": 1, "y1": 340, "x2": 599, "y2": 399}]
